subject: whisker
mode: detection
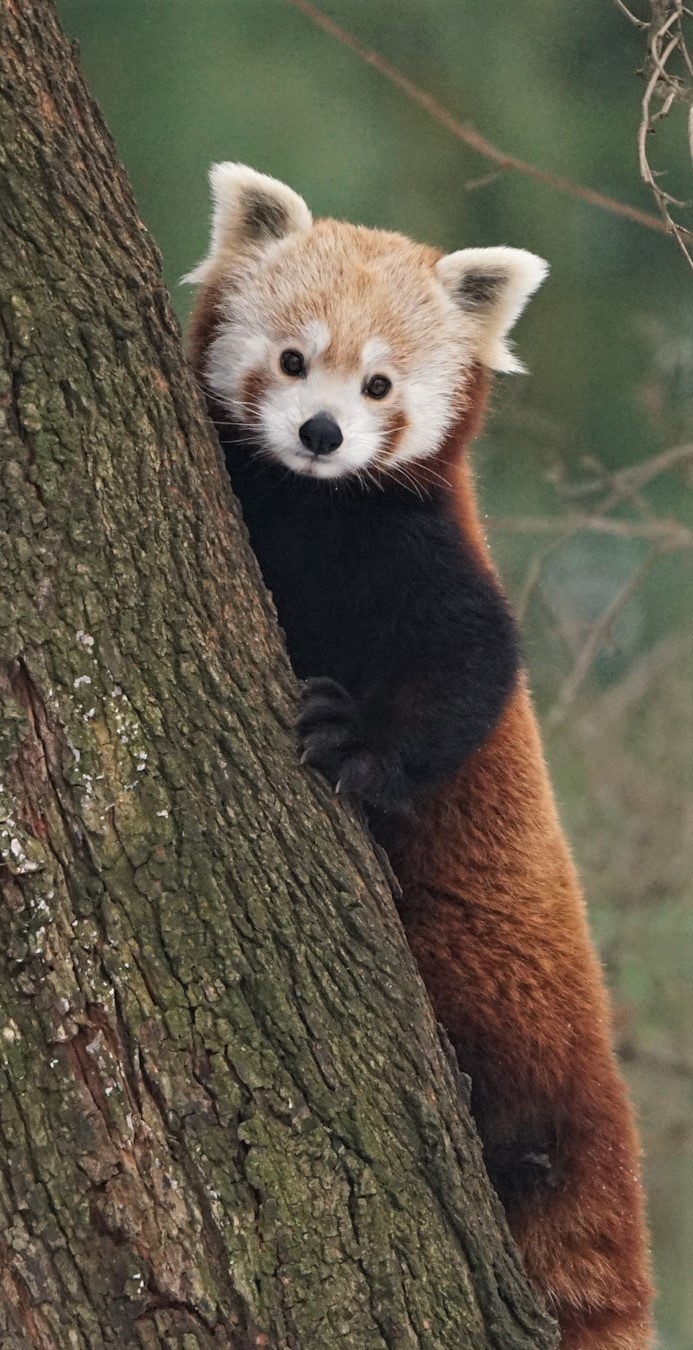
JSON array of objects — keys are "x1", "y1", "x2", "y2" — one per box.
[
  {"x1": 378, "y1": 461, "x2": 426, "y2": 500},
  {"x1": 364, "y1": 465, "x2": 387, "y2": 494}
]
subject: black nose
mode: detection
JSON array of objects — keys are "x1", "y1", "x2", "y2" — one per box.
[{"x1": 298, "y1": 413, "x2": 343, "y2": 456}]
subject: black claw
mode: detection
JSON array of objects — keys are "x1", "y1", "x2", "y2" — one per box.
[
  {"x1": 297, "y1": 678, "x2": 362, "y2": 788},
  {"x1": 301, "y1": 725, "x2": 359, "y2": 763},
  {"x1": 296, "y1": 677, "x2": 409, "y2": 810},
  {"x1": 298, "y1": 680, "x2": 359, "y2": 750},
  {"x1": 333, "y1": 750, "x2": 382, "y2": 799}
]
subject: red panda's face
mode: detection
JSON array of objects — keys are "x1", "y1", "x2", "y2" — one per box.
[
  {"x1": 187, "y1": 166, "x2": 548, "y2": 482},
  {"x1": 197, "y1": 225, "x2": 471, "y2": 481}
]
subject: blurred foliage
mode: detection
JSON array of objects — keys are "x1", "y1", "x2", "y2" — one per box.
[{"x1": 56, "y1": 2, "x2": 693, "y2": 1344}]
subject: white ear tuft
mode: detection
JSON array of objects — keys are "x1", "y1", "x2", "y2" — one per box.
[
  {"x1": 184, "y1": 163, "x2": 313, "y2": 285},
  {"x1": 435, "y1": 246, "x2": 548, "y2": 373}
]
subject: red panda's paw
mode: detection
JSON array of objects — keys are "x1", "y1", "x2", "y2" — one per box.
[
  {"x1": 297, "y1": 678, "x2": 361, "y2": 779},
  {"x1": 298, "y1": 677, "x2": 356, "y2": 728},
  {"x1": 297, "y1": 678, "x2": 409, "y2": 811}
]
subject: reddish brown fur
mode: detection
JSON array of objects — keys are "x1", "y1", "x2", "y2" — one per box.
[
  {"x1": 390, "y1": 380, "x2": 654, "y2": 1348},
  {"x1": 253, "y1": 221, "x2": 445, "y2": 370},
  {"x1": 188, "y1": 278, "x2": 225, "y2": 405},
  {"x1": 380, "y1": 410, "x2": 410, "y2": 459},
  {"x1": 239, "y1": 369, "x2": 270, "y2": 426}
]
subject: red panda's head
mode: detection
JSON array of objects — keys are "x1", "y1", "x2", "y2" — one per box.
[{"x1": 186, "y1": 164, "x2": 547, "y2": 482}]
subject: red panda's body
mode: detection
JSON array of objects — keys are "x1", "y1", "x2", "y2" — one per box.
[
  {"x1": 187, "y1": 164, "x2": 654, "y2": 1347},
  {"x1": 397, "y1": 449, "x2": 652, "y2": 1350}
]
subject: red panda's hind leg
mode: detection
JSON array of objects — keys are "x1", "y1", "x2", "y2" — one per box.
[{"x1": 402, "y1": 893, "x2": 654, "y2": 1350}]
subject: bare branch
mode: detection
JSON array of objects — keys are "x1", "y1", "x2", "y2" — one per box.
[
  {"x1": 612, "y1": 0, "x2": 650, "y2": 29},
  {"x1": 463, "y1": 170, "x2": 504, "y2": 194},
  {"x1": 284, "y1": 0, "x2": 670, "y2": 234},
  {"x1": 546, "y1": 547, "x2": 661, "y2": 729},
  {"x1": 515, "y1": 538, "x2": 568, "y2": 624},
  {"x1": 631, "y1": 0, "x2": 693, "y2": 269},
  {"x1": 496, "y1": 441, "x2": 691, "y2": 724},
  {"x1": 606, "y1": 440, "x2": 693, "y2": 495},
  {"x1": 488, "y1": 513, "x2": 693, "y2": 547},
  {"x1": 564, "y1": 441, "x2": 693, "y2": 499}
]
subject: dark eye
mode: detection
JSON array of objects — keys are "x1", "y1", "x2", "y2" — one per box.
[
  {"x1": 280, "y1": 349, "x2": 305, "y2": 377},
  {"x1": 364, "y1": 374, "x2": 392, "y2": 400}
]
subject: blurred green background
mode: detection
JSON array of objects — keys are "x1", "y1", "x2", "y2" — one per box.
[{"x1": 56, "y1": 2, "x2": 693, "y2": 1343}]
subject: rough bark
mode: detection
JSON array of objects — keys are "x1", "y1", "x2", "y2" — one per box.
[{"x1": 0, "y1": 3, "x2": 558, "y2": 1347}]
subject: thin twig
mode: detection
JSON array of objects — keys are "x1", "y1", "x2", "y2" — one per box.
[
  {"x1": 634, "y1": 0, "x2": 693, "y2": 270},
  {"x1": 612, "y1": 0, "x2": 650, "y2": 28},
  {"x1": 604, "y1": 440, "x2": 693, "y2": 496},
  {"x1": 563, "y1": 441, "x2": 693, "y2": 499},
  {"x1": 488, "y1": 513, "x2": 693, "y2": 547},
  {"x1": 284, "y1": 0, "x2": 669, "y2": 235},
  {"x1": 558, "y1": 455, "x2": 655, "y2": 517},
  {"x1": 463, "y1": 171, "x2": 503, "y2": 194},
  {"x1": 515, "y1": 537, "x2": 567, "y2": 625},
  {"x1": 546, "y1": 547, "x2": 661, "y2": 728}
]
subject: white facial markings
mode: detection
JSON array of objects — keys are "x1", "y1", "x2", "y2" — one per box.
[
  {"x1": 261, "y1": 361, "x2": 385, "y2": 479},
  {"x1": 301, "y1": 319, "x2": 331, "y2": 360},
  {"x1": 204, "y1": 299, "x2": 468, "y2": 480},
  {"x1": 205, "y1": 322, "x2": 271, "y2": 417},
  {"x1": 362, "y1": 336, "x2": 391, "y2": 371},
  {"x1": 396, "y1": 349, "x2": 471, "y2": 464},
  {"x1": 188, "y1": 175, "x2": 548, "y2": 479}
]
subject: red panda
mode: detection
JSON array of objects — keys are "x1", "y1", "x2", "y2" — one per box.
[{"x1": 186, "y1": 164, "x2": 654, "y2": 1349}]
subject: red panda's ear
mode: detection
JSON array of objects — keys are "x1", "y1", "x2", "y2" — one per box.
[
  {"x1": 184, "y1": 164, "x2": 313, "y2": 286},
  {"x1": 435, "y1": 247, "x2": 548, "y2": 373}
]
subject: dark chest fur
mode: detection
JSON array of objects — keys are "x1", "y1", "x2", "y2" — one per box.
[{"x1": 222, "y1": 433, "x2": 520, "y2": 808}]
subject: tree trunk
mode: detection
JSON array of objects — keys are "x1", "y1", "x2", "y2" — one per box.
[{"x1": 0, "y1": 3, "x2": 558, "y2": 1347}]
